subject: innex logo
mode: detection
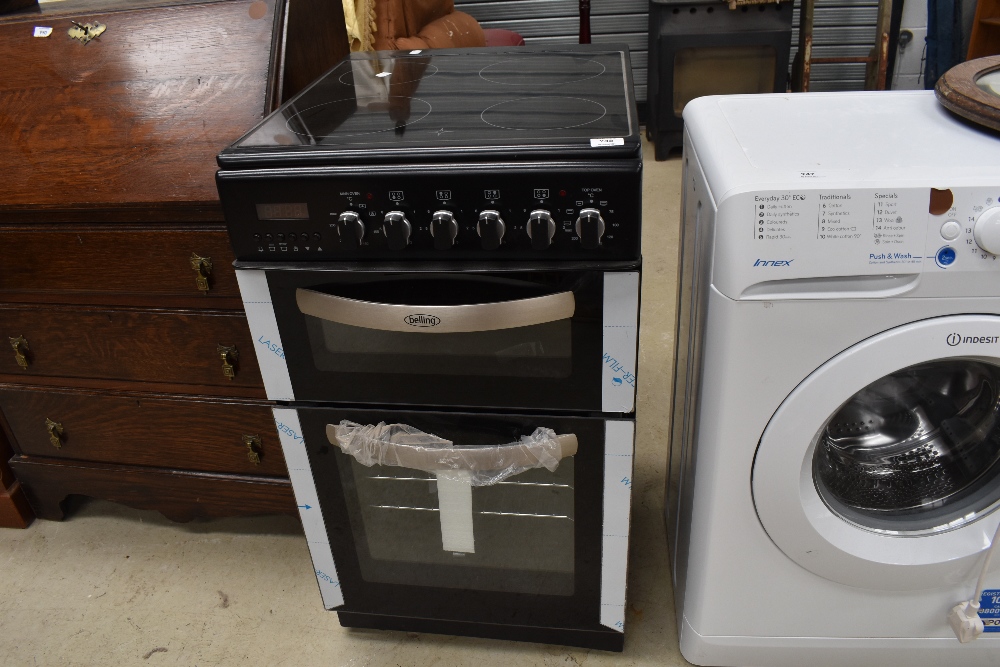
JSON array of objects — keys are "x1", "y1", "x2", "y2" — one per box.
[
  {"x1": 947, "y1": 333, "x2": 999, "y2": 346},
  {"x1": 404, "y1": 314, "x2": 441, "y2": 327},
  {"x1": 754, "y1": 259, "x2": 794, "y2": 267}
]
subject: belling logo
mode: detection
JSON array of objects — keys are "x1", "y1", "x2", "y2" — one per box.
[
  {"x1": 404, "y1": 314, "x2": 441, "y2": 327},
  {"x1": 947, "y1": 332, "x2": 1000, "y2": 346}
]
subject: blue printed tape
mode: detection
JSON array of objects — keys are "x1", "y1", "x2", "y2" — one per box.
[{"x1": 980, "y1": 589, "x2": 1000, "y2": 632}]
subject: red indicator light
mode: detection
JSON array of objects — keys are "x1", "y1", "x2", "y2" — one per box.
[
  {"x1": 367, "y1": 193, "x2": 374, "y2": 200},
  {"x1": 559, "y1": 190, "x2": 567, "y2": 197}
]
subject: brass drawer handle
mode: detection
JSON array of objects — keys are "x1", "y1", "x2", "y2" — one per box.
[
  {"x1": 217, "y1": 344, "x2": 238, "y2": 380},
  {"x1": 9, "y1": 336, "x2": 29, "y2": 369},
  {"x1": 45, "y1": 418, "x2": 64, "y2": 449},
  {"x1": 243, "y1": 434, "x2": 262, "y2": 465},
  {"x1": 190, "y1": 252, "x2": 213, "y2": 294}
]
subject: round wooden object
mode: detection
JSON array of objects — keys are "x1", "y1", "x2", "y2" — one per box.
[{"x1": 936, "y1": 56, "x2": 1000, "y2": 132}]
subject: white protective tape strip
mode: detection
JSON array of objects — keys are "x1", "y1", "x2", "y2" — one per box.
[
  {"x1": 590, "y1": 137, "x2": 625, "y2": 147},
  {"x1": 600, "y1": 419, "x2": 635, "y2": 632},
  {"x1": 236, "y1": 270, "x2": 295, "y2": 401},
  {"x1": 436, "y1": 470, "x2": 476, "y2": 553},
  {"x1": 272, "y1": 408, "x2": 344, "y2": 609},
  {"x1": 602, "y1": 272, "x2": 640, "y2": 413}
]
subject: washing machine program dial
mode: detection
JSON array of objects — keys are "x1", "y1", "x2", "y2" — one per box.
[{"x1": 973, "y1": 207, "x2": 1000, "y2": 255}]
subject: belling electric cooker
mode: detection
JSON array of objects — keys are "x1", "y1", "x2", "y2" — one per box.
[
  {"x1": 216, "y1": 45, "x2": 642, "y2": 651},
  {"x1": 671, "y1": 90, "x2": 1000, "y2": 666}
]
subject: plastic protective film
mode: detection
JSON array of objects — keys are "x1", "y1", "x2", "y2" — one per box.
[
  {"x1": 327, "y1": 421, "x2": 578, "y2": 486},
  {"x1": 328, "y1": 421, "x2": 579, "y2": 555},
  {"x1": 272, "y1": 408, "x2": 343, "y2": 609}
]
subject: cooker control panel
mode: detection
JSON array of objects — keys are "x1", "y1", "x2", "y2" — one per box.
[{"x1": 218, "y1": 165, "x2": 641, "y2": 261}]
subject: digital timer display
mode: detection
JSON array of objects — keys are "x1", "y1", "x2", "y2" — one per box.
[{"x1": 256, "y1": 203, "x2": 309, "y2": 220}]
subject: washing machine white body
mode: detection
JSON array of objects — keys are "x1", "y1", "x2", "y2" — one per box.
[{"x1": 670, "y1": 90, "x2": 1000, "y2": 666}]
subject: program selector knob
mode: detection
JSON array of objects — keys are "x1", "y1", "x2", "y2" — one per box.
[
  {"x1": 430, "y1": 210, "x2": 459, "y2": 250},
  {"x1": 477, "y1": 210, "x2": 505, "y2": 250},
  {"x1": 383, "y1": 211, "x2": 411, "y2": 250},
  {"x1": 575, "y1": 207, "x2": 606, "y2": 249},
  {"x1": 336, "y1": 211, "x2": 365, "y2": 248},
  {"x1": 974, "y1": 207, "x2": 1000, "y2": 255},
  {"x1": 526, "y1": 209, "x2": 556, "y2": 250}
]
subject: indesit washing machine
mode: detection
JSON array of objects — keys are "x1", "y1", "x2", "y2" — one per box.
[{"x1": 669, "y1": 90, "x2": 1000, "y2": 666}]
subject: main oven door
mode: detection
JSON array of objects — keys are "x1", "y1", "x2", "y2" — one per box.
[
  {"x1": 237, "y1": 266, "x2": 639, "y2": 413},
  {"x1": 273, "y1": 406, "x2": 634, "y2": 641}
]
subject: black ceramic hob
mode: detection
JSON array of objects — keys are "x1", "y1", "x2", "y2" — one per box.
[{"x1": 218, "y1": 45, "x2": 640, "y2": 167}]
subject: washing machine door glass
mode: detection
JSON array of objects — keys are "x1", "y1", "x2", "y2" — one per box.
[{"x1": 813, "y1": 359, "x2": 1000, "y2": 534}]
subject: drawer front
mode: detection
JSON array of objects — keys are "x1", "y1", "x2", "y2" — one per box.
[
  {"x1": 0, "y1": 305, "x2": 264, "y2": 391},
  {"x1": 0, "y1": 226, "x2": 239, "y2": 301},
  {"x1": 10, "y1": 457, "x2": 295, "y2": 523},
  {"x1": 0, "y1": 388, "x2": 286, "y2": 477}
]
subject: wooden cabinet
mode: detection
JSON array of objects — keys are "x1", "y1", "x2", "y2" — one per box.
[
  {"x1": 969, "y1": 0, "x2": 1000, "y2": 59},
  {"x1": 0, "y1": 0, "x2": 348, "y2": 525}
]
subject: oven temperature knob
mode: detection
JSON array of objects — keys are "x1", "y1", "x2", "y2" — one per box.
[
  {"x1": 430, "y1": 210, "x2": 459, "y2": 250},
  {"x1": 526, "y1": 209, "x2": 556, "y2": 250},
  {"x1": 477, "y1": 210, "x2": 505, "y2": 250},
  {"x1": 336, "y1": 211, "x2": 365, "y2": 247},
  {"x1": 974, "y1": 207, "x2": 1000, "y2": 255},
  {"x1": 383, "y1": 211, "x2": 411, "y2": 250},
  {"x1": 575, "y1": 208, "x2": 606, "y2": 249}
]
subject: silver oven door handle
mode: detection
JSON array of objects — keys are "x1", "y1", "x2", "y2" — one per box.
[{"x1": 296, "y1": 288, "x2": 576, "y2": 333}]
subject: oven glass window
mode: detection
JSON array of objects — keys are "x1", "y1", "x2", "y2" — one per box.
[
  {"x1": 339, "y1": 452, "x2": 576, "y2": 595},
  {"x1": 813, "y1": 359, "x2": 1000, "y2": 535},
  {"x1": 672, "y1": 45, "x2": 776, "y2": 117},
  {"x1": 300, "y1": 277, "x2": 573, "y2": 378}
]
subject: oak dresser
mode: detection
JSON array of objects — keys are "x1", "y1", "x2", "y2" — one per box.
[{"x1": 0, "y1": 0, "x2": 347, "y2": 525}]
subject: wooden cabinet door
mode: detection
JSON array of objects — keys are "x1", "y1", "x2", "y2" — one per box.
[
  {"x1": 0, "y1": 387, "x2": 285, "y2": 477},
  {"x1": 0, "y1": 305, "x2": 264, "y2": 395}
]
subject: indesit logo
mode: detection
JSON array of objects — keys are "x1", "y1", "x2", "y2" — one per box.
[
  {"x1": 947, "y1": 333, "x2": 1000, "y2": 346},
  {"x1": 404, "y1": 314, "x2": 441, "y2": 327},
  {"x1": 754, "y1": 259, "x2": 794, "y2": 267}
]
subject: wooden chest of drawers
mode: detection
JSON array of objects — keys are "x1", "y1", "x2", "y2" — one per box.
[{"x1": 0, "y1": 0, "x2": 348, "y2": 525}]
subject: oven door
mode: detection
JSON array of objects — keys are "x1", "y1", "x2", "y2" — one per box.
[
  {"x1": 237, "y1": 265, "x2": 639, "y2": 413},
  {"x1": 274, "y1": 406, "x2": 633, "y2": 647}
]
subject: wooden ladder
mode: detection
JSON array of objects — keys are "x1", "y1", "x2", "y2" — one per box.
[{"x1": 792, "y1": 0, "x2": 894, "y2": 91}]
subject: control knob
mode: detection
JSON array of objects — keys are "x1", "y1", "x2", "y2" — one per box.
[
  {"x1": 974, "y1": 207, "x2": 1000, "y2": 255},
  {"x1": 575, "y1": 208, "x2": 606, "y2": 249},
  {"x1": 477, "y1": 210, "x2": 505, "y2": 250},
  {"x1": 383, "y1": 211, "x2": 411, "y2": 251},
  {"x1": 336, "y1": 211, "x2": 365, "y2": 248},
  {"x1": 430, "y1": 210, "x2": 460, "y2": 250},
  {"x1": 526, "y1": 209, "x2": 556, "y2": 250}
]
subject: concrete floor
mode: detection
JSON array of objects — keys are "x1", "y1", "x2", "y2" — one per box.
[{"x1": 0, "y1": 139, "x2": 692, "y2": 667}]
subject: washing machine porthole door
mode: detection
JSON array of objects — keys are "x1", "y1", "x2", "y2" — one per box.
[
  {"x1": 813, "y1": 359, "x2": 1000, "y2": 535},
  {"x1": 752, "y1": 315, "x2": 1000, "y2": 591}
]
